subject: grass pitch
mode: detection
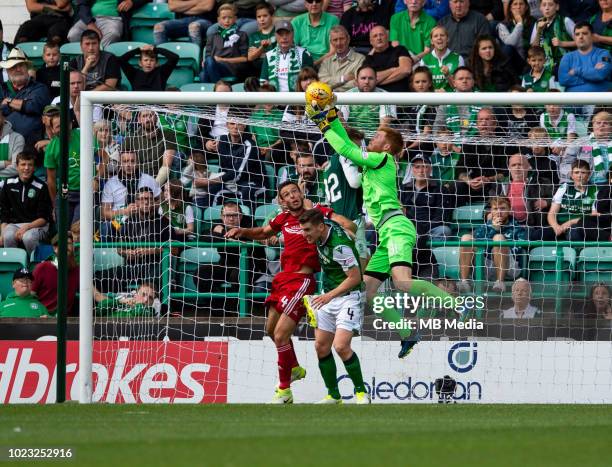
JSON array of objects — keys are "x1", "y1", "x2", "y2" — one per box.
[{"x1": 2, "y1": 404, "x2": 611, "y2": 467}]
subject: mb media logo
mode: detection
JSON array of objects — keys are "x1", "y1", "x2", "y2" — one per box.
[{"x1": 448, "y1": 342, "x2": 478, "y2": 373}]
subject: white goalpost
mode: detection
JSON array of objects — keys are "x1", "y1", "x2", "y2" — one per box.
[{"x1": 78, "y1": 91, "x2": 612, "y2": 404}]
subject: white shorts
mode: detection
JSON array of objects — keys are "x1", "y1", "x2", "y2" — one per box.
[
  {"x1": 354, "y1": 216, "x2": 370, "y2": 260},
  {"x1": 316, "y1": 291, "x2": 364, "y2": 334}
]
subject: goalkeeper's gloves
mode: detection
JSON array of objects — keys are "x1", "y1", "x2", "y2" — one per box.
[{"x1": 305, "y1": 99, "x2": 338, "y2": 133}]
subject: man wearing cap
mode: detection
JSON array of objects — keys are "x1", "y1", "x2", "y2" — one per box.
[
  {"x1": 260, "y1": 20, "x2": 314, "y2": 92},
  {"x1": 0, "y1": 268, "x2": 49, "y2": 318},
  {"x1": 0, "y1": 111, "x2": 25, "y2": 180},
  {"x1": 292, "y1": 0, "x2": 339, "y2": 66},
  {"x1": 0, "y1": 151, "x2": 52, "y2": 254},
  {"x1": 0, "y1": 48, "x2": 51, "y2": 146}
]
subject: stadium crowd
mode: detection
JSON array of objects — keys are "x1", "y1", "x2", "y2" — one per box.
[{"x1": 1, "y1": 0, "x2": 612, "y2": 318}]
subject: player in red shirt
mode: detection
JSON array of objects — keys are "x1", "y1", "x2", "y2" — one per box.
[{"x1": 226, "y1": 180, "x2": 356, "y2": 403}]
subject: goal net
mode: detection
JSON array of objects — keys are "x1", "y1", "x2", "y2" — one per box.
[{"x1": 78, "y1": 91, "x2": 612, "y2": 404}]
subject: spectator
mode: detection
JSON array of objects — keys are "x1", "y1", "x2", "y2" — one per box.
[
  {"x1": 418, "y1": 25, "x2": 464, "y2": 91},
  {"x1": 69, "y1": 30, "x2": 121, "y2": 91},
  {"x1": 50, "y1": 71, "x2": 83, "y2": 128},
  {"x1": 0, "y1": 151, "x2": 51, "y2": 254},
  {"x1": 250, "y1": 83, "x2": 285, "y2": 160},
  {"x1": 584, "y1": 283, "x2": 612, "y2": 319},
  {"x1": 394, "y1": 0, "x2": 451, "y2": 21},
  {"x1": 0, "y1": 268, "x2": 49, "y2": 318},
  {"x1": 32, "y1": 233, "x2": 79, "y2": 316},
  {"x1": 94, "y1": 283, "x2": 159, "y2": 317},
  {"x1": 325, "y1": 0, "x2": 353, "y2": 18},
  {"x1": 181, "y1": 151, "x2": 213, "y2": 208},
  {"x1": 34, "y1": 105, "x2": 60, "y2": 158},
  {"x1": 521, "y1": 45, "x2": 561, "y2": 91},
  {"x1": 101, "y1": 148, "x2": 161, "y2": 232},
  {"x1": 401, "y1": 152, "x2": 452, "y2": 239},
  {"x1": 433, "y1": 66, "x2": 479, "y2": 138},
  {"x1": 529, "y1": 0, "x2": 575, "y2": 71},
  {"x1": 267, "y1": 0, "x2": 307, "y2": 20},
  {"x1": 504, "y1": 85, "x2": 540, "y2": 139},
  {"x1": 279, "y1": 67, "x2": 319, "y2": 148},
  {"x1": 159, "y1": 179, "x2": 195, "y2": 241},
  {"x1": 363, "y1": 25, "x2": 413, "y2": 92},
  {"x1": 15, "y1": 0, "x2": 72, "y2": 44},
  {"x1": 200, "y1": 4, "x2": 250, "y2": 84},
  {"x1": 248, "y1": 2, "x2": 277, "y2": 74},
  {"x1": 260, "y1": 20, "x2": 314, "y2": 92},
  {"x1": 547, "y1": 159, "x2": 601, "y2": 240},
  {"x1": 203, "y1": 80, "x2": 232, "y2": 157},
  {"x1": 68, "y1": 0, "x2": 144, "y2": 47},
  {"x1": 559, "y1": 22, "x2": 612, "y2": 92},
  {"x1": 0, "y1": 112, "x2": 25, "y2": 179},
  {"x1": 592, "y1": 166, "x2": 612, "y2": 240},
  {"x1": 153, "y1": 0, "x2": 216, "y2": 47},
  {"x1": 591, "y1": 0, "x2": 612, "y2": 51},
  {"x1": 390, "y1": 0, "x2": 437, "y2": 63},
  {"x1": 0, "y1": 49, "x2": 50, "y2": 146},
  {"x1": 119, "y1": 44, "x2": 179, "y2": 92},
  {"x1": 94, "y1": 120, "x2": 121, "y2": 181},
  {"x1": 469, "y1": 34, "x2": 517, "y2": 91},
  {"x1": 44, "y1": 118, "x2": 81, "y2": 225},
  {"x1": 503, "y1": 278, "x2": 541, "y2": 318},
  {"x1": 0, "y1": 21, "x2": 13, "y2": 88},
  {"x1": 35, "y1": 42, "x2": 61, "y2": 100},
  {"x1": 439, "y1": 0, "x2": 489, "y2": 59},
  {"x1": 579, "y1": 111, "x2": 612, "y2": 185},
  {"x1": 292, "y1": 0, "x2": 340, "y2": 66},
  {"x1": 209, "y1": 107, "x2": 266, "y2": 211},
  {"x1": 338, "y1": 65, "x2": 398, "y2": 132},
  {"x1": 318, "y1": 25, "x2": 366, "y2": 92},
  {"x1": 526, "y1": 126, "x2": 560, "y2": 185},
  {"x1": 340, "y1": 0, "x2": 396, "y2": 54},
  {"x1": 397, "y1": 67, "x2": 436, "y2": 152},
  {"x1": 205, "y1": 1, "x2": 259, "y2": 40},
  {"x1": 429, "y1": 128, "x2": 462, "y2": 188},
  {"x1": 295, "y1": 152, "x2": 325, "y2": 203},
  {"x1": 497, "y1": 0, "x2": 536, "y2": 64},
  {"x1": 458, "y1": 196, "x2": 527, "y2": 293},
  {"x1": 539, "y1": 99, "x2": 577, "y2": 142}
]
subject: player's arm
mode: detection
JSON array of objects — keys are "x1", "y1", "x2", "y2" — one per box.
[
  {"x1": 339, "y1": 156, "x2": 362, "y2": 188},
  {"x1": 326, "y1": 266, "x2": 361, "y2": 301},
  {"x1": 225, "y1": 224, "x2": 276, "y2": 240},
  {"x1": 324, "y1": 118, "x2": 387, "y2": 170},
  {"x1": 312, "y1": 246, "x2": 361, "y2": 307},
  {"x1": 330, "y1": 212, "x2": 357, "y2": 234}
]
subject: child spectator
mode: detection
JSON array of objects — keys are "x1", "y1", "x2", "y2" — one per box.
[
  {"x1": 204, "y1": 80, "x2": 232, "y2": 156},
  {"x1": 547, "y1": 159, "x2": 600, "y2": 240},
  {"x1": 159, "y1": 179, "x2": 196, "y2": 240},
  {"x1": 200, "y1": 4, "x2": 250, "y2": 83},
  {"x1": 530, "y1": 0, "x2": 575, "y2": 71},
  {"x1": 248, "y1": 2, "x2": 277, "y2": 75},
  {"x1": 521, "y1": 45, "x2": 561, "y2": 91},
  {"x1": 504, "y1": 85, "x2": 540, "y2": 139},
  {"x1": 539, "y1": 96, "x2": 577, "y2": 142},
  {"x1": 94, "y1": 283, "x2": 160, "y2": 317},
  {"x1": 398, "y1": 66, "x2": 436, "y2": 152},
  {"x1": 418, "y1": 25, "x2": 464, "y2": 92},
  {"x1": 497, "y1": 0, "x2": 536, "y2": 64},
  {"x1": 35, "y1": 41, "x2": 61, "y2": 99},
  {"x1": 458, "y1": 196, "x2": 527, "y2": 294},
  {"x1": 94, "y1": 120, "x2": 120, "y2": 181},
  {"x1": 429, "y1": 128, "x2": 462, "y2": 189},
  {"x1": 250, "y1": 83, "x2": 284, "y2": 161},
  {"x1": 0, "y1": 268, "x2": 49, "y2": 318},
  {"x1": 119, "y1": 44, "x2": 179, "y2": 92},
  {"x1": 181, "y1": 151, "x2": 215, "y2": 208},
  {"x1": 526, "y1": 127, "x2": 560, "y2": 186}
]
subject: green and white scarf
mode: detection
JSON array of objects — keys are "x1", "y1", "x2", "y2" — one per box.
[
  {"x1": 539, "y1": 15, "x2": 572, "y2": 67},
  {"x1": 587, "y1": 133, "x2": 612, "y2": 184},
  {"x1": 0, "y1": 134, "x2": 9, "y2": 162},
  {"x1": 219, "y1": 24, "x2": 238, "y2": 41},
  {"x1": 266, "y1": 46, "x2": 303, "y2": 92}
]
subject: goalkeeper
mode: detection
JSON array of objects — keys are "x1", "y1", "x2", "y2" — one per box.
[{"x1": 306, "y1": 94, "x2": 459, "y2": 358}]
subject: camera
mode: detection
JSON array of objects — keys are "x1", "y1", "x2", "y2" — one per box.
[{"x1": 434, "y1": 375, "x2": 457, "y2": 404}]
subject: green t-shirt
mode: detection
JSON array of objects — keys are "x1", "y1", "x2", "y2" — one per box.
[
  {"x1": 292, "y1": 12, "x2": 339, "y2": 61},
  {"x1": 521, "y1": 68, "x2": 558, "y2": 92},
  {"x1": 0, "y1": 293, "x2": 49, "y2": 318},
  {"x1": 159, "y1": 113, "x2": 189, "y2": 154},
  {"x1": 44, "y1": 128, "x2": 81, "y2": 191},
  {"x1": 323, "y1": 153, "x2": 363, "y2": 221},
  {"x1": 552, "y1": 182, "x2": 599, "y2": 223},
  {"x1": 324, "y1": 118, "x2": 402, "y2": 226},
  {"x1": 430, "y1": 150, "x2": 461, "y2": 183},
  {"x1": 96, "y1": 297, "x2": 156, "y2": 318},
  {"x1": 92, "y1": 0, "x2": 118, "y2": 17},
  {"x1": 250, "y1": 107, "x2": 283, "y2": 147},
  {"x1": 317, "y1": 220, "x2": 361, "y2": 293},
  {"x1": 249, "y1": 30, "x2": 276, "y2": 51},
  {"x1": 389, "y1": 10, "x2": 436, "y2": 56},
  {"x1": 420, "y1": 49, "x2": 462, "y2": 91}
]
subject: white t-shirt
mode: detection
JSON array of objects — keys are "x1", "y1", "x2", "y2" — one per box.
[
  {"x1": 101, "y1": 174, "x2": 161, "y2": 210},
  {"x1": 503, "y1": 304, "x2": 540, "y2": 319}
]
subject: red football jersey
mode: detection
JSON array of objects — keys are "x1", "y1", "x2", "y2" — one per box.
[{"x1": 269, "y1": 205, "x2": 333, "y2": 273}]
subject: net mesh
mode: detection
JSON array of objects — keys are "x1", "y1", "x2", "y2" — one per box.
[{"x1": 84, "y1": 98, "x2": 612, "y2": 403}]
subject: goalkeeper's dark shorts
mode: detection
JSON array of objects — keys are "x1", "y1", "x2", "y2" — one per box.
[{"x1": 365, "y1": 215, "x2": 416, "y2": 280}]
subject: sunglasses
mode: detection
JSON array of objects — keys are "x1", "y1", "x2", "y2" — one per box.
[{"x1": 305, "y1": 0, "x2": 323, "y2": 3}]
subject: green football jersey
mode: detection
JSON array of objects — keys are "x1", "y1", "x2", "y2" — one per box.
[
  {"x1": 324, "y1": 118, "x2": 402, "y2": 226},
  {"x1": 318, "y1": 220, "x2": 361, "y2": 293},
  {"x1": 323, "y1": 153, "x2": 363, "y2": 221}
]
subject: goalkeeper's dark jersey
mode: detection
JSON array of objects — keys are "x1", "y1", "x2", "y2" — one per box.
[{"x1": 323, "y1": 153, "x2": 363, "y2": 221}]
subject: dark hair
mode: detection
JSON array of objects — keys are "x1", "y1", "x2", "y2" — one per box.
[
  {"x1": 258, "y1": 83, "x2": 276, "y2": 92},
  {"x1": 295, "y1": 67, "x2": 318, "y2": 92},
  {"x1": 299, "y1": 208, "x2": 324, "y2": 225},
  {"x1": 255, "y1": 2, "x2": 274, "y2": 15},
  {"x1": 214, "y1": 79, "x2": 232, "y2": 91},
  {"x1": 410, "y1": 66, "x2": 434, "y2": 92},
  {"x1": 469, "y1": 35, "x2": 506, "y2": 90},
  {"x1": 574, "y1": 21, "x2": 593, "y2": 33},
  {"x1": 509, "y1": 84, "x2": 526, "y2": 92},
  {"x1": 244, "y1": 76, "x2": 262, "y2": 92},
  {"x1": 221, "y1": 200, "x2": 241, "y2": 214},
  {"x1": 296, "y1": 152, "x2": 314, "y2": 162},
  {"x1": 452, "y1": 65, "x2": 473, "y2": 77},
  {"x1": 277, "y1": 180, "x2": 300, "y2": 197},
  {"x1": 527, "y1": 45, "x2": 545, "y2": 59},
  {"x1": 571, "y1": 159, "x2": 591, "y2": 171},
  {"x1": 356, "y1": 64, "x2": 376, "y2": 78},
  {"x1": 80, "y1": 29, "x2": 101, "y2": 43},
  {"x1": 137, "y1": 187, "x2": 154, "y2": 196},
  {"x1": 167, "y1": 179, "x2": 185, "y2": 201},
  {"x1": 43, "y1": 40, "x2": 60, "y2": 51},
  {"x1": 16, "y1": 151, "x2": 35, "y2": 164}
]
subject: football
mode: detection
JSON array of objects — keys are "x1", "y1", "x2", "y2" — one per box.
[{"x1": 305, "y1": 81, "x2": 334, "y2": 109}]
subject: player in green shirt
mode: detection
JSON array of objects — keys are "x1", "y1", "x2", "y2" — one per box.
[
  {"x1": 94, "y1": 283, "x2": 159, "y2": 318},
  {"x1": 300, "y1": 209, "x2": 369, "y2": 404},
  {"x1": 306, "y1": 98, "x2": 461, "y2": 358},
  {"x1": 0, "y1": 268, "x2": 49, "y2": 318}
]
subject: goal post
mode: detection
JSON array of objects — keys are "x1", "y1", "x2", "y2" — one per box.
[{"x1": 78, "y1": 91, "x2": 612, "y2": 404}]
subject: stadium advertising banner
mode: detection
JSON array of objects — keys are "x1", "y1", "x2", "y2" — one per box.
[{"x1": 0, "y1": 341, "x2": 227, "y2": 404}]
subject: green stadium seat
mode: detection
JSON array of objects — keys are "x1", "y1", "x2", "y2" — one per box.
[
  {"x1": 93, "y1": 248, "x2": 124, "y2": 272},
  {"x1": 453, "y1": 203, "x2": 486, "y2": 235},
  {"x1": 207, "y1": 164, "x2": 220, "y2": 174},
  {"x1": 119, "y1": 69, "x2": 132, "y2": 91},
  {"x1": 131, "y1": 3, "x2": 175, "y2": 43},
  {"x1": 157, "y1": 42, "x2": 201, "y2": 89},
  {"x1": 577, "y1": 246, "x2": 612, "y2": 283},
  {"x1": 528, "y1": 246, "x2": 576, "y2": 284},
  {"x1": 203, "y1": 204, "x2": 251, "y2": 224},
  {"x1": 255, "y1": 204, "x2": 281, "y2": 226},
  {"x1": 16, "y1": 42, "x2": 46, "y2": 69},
  {"x1": 0, "y1": 248, "x2": 28, "y2": 298},
  {"x1": 59, "y1": 42, "x2": 83, "y2": 60},
  {"x1": 232, "y1": 82, "x2": 245, "y2": 92},
  {"x1": 165, "y1": 69, "x2": 196, "y2": 89},
  {"x1": 180, "y1": 83, "x2": 215, "y2": 92},
  {"x1": 433, "y1": 246, "x2": 460, "y2": 280},
  {"x1": 103, "y1": 41, "x2": 147, "y2": 61},
  {"x1": 179, "y1": 247, "x2": 220, "y2": 290}
]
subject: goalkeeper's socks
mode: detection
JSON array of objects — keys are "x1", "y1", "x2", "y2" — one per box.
[
  {"x1": 318, "y1": 353, "x2": 341, "y2": 400},
  {"x1": 410, "y1": 279, "x2": 456, "y2": 315},
  {"x1": 378, "y1": 305, "x2": 412, "y2": 340},
  {"x1": 276, "y1": 343, "x2": 294, "y2": 390},
  {"x1": 343, "y1": 352, "x2": 365, "y2": 393}
]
